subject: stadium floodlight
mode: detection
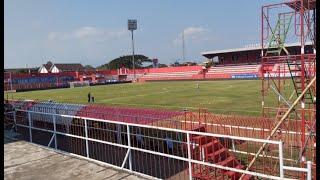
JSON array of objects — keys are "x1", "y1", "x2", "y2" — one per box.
[
  {"x1": 128, "y1": 19, "x2": 137, "y2": 31},
  {"x1": 128, "y1": 19, "x2": 137, "y2": 80}
]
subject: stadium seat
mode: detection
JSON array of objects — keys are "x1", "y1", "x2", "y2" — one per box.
[
  {"x1": 205, "y1": 64, "x2": 261, "y2": 79},
  {"x1": 139, "y1": 66, "x2": 202, "y2": 81}
]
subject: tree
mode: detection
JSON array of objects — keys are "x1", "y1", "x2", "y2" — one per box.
[
  {"x1": 18, "y1": 69, "x2": 28, "y2": 73},
  {"x1": 84, "y1": 65, "x2": 95, "y2": 70},
  {"x1": 204, "y1": 60, "x2": 214, "y2": 68},
  {"x1": 46, "y1": 61, "x2": 53, "y2": 66},
  {"x1": 170, "y1": 61, "x2": 180, "y2": 67},
  {"x1": 142, "y1": 63, "x2": 168, "y2": 68},
  {"x1": 97, "y1": 55, "x2": 151, "y2": 70},
  {"x1": 158, "y1": 63, "x2": 168, "y2": 68}
]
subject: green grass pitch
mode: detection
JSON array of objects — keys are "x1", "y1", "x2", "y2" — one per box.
[{"x1": 5, "y1": 80, "x2": 294, "y2": 116}]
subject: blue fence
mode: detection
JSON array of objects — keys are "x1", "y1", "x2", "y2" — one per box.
[{"x1": 12, "y1": 76, "x2": 74, "y2": 84}]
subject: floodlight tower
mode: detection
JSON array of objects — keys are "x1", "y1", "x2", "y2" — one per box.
[
  {"x1": 182, "y1": 30, "x2": 185, "y2": 62},
  {"x1": 128, "y1": 19, "x2": 137, "y2": 80}
]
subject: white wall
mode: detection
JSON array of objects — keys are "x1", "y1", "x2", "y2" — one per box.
[
  {"x1": 51, "y1": 65, "x2": 60, "y2": 73},
  {"x1": 38, "y1": 66, "x2": 48, "y2": 73}
]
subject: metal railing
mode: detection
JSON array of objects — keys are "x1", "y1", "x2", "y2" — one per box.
[{"x1": 5, "y1": 109, "x2": 312, "y2": 180}]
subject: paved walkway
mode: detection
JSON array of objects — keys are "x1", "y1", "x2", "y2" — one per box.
[{"x1": 4, "y1": 131, "x2": 149, "y2": 180}]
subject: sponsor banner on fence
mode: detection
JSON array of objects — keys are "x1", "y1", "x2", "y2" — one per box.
[
  {"x1": 263, "y1": 72, "x2": 298, "y2": 77},
  {"x1": 231, "y1": 74, "x2": 258, "y2": 79}
]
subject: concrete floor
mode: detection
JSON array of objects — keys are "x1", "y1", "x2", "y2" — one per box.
[{"x1": 4, "y1": 131, "x2": 150, "y2": 180}]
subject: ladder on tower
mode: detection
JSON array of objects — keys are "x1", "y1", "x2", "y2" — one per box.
[
  {"x1": 286, "y1": 58, "x2": 315, "y2": 105},
  {"x1": 265, "y1": 12, "x2": 294, "y2": 56}
]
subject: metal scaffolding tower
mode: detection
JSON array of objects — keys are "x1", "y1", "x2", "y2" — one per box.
[{"x1": 260, "y1": 0, "x2": 316, "y2": 178}]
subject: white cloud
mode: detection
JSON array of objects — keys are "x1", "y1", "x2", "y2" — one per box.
[
  {"x1": 183, "y1": 27, "x2": 207, "y2": 38},
  {"x1": 173, "y1": 26, "x2": 211, "y2": 45},
  {"x1": 97, "y1": 29, "x2": 127, "y2": 42},
  {"x1": 48, "y1": 32, "x2": 58, "y2": 40},
  {"x1": 73, "y1": 26, "x2": 100, "y2": 39}
]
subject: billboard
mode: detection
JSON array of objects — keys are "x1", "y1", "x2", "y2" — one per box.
[
  {"x1": 263, "y1": 72, "x2": 298, "y2": 77},
  {"x1": 231, "y1": 74, "x2": 258, "y2": 79}
]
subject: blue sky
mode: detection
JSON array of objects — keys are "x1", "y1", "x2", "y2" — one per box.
[{"x1": 4, "y1": 0, "x2": 280, "y2": 68}]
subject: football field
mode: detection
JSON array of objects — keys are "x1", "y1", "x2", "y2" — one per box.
[{"x1": 5, "y1": 80, "x2": 292, "y2": 116}]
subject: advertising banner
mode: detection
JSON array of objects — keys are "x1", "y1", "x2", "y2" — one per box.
[{"x1": 231, "y1": 74, "x2": 258, "y2": 79}]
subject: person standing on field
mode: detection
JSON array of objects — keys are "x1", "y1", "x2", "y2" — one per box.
[{"x1": 88, "y1": 92, "x2": 91, "y2": 103}]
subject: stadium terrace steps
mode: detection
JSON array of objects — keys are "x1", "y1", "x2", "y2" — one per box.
[
  {"x1": 124, "y1": 73, "x2": 145, "y2": 80},
  {"x1": 140, "y1": 71, "x2": 202, "y2": 81},
  {"x1": 7, "y1": 100, "x2": 184, "y2": 125},
  {"x1": 147, "y1": 66, "x2": 203, "y2": 73},
  {"x1": 139, "y1": 66, "x2": 203, "y2": 81},
  {"x1": 206, "y1": 64, "x2": 261, "y2": 74},
  {"x1": 138, "y1": 64, "x2": 271, "y2": 81},
  {"x1": 189, "y1": 125, "x2": 253, "y2": 180},
  {"x1": 204, "y1": 64, "x2": 261, "y2": 79},
  {"x1": 269, "y1": 63, "x2": 313, "y2": 74},
  {"x1": 76, "y1": 104, "x2": 184, "y2": 124},
  {"x1": 143, "y1": 71, "x2": 200, "y2": 77}
]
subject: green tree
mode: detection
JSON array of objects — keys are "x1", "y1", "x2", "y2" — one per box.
[
  {"x1": 84, "y1": 65, "x2": 95, "y2": 70},
  {"x1": 18, "y1": 69, "x2": 28, "y2": 73},
  {"x1": 97, "y1": 55, "x2": 151, "y2": 70},
  {"x1": 158, "y1": 63, "x2": 168, "y2": 68},
  {"x1": 145, "y1": 63, "x2": 168, "y2": 68}
]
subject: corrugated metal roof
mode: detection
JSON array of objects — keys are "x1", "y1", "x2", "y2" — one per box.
[
  {"x1": 51, "y1": 63, "x2": 84, "y2": 72},
  {"x1": 201, "y1": 41, "x2": 313, "y2": 56},
  {"x1": 29, "y1": 101, "x2": 85, "y2": 125}
]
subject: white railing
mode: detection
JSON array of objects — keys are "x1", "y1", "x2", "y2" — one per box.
[{"x1": 6, "y1": 110, "x2": 312, "y2": 180}]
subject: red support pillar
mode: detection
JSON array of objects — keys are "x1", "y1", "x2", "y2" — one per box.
[
  {"x1": 299, "y1": 2, "x2": 307, "y2": 179},
  {"x1": 261, "y1": 6, "x2": 265, "y2": 117}
]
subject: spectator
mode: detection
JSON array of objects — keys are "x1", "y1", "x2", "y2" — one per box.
[
  {"x1": 165, "y1": 137, "x2": 174, "y2": 154},
  {"x1": 88, "y1": 92, "x2": 91, "y2": 102}
]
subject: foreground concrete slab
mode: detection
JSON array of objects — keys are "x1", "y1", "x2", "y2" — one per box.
[{"x1": 4, "y1": 133, "x2": 150, "y2": 180}]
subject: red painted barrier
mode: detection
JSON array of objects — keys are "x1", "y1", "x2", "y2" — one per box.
[
  {"x1": 77, "y1": 104, "x2": 184, "y2": 124},
  {"x1": 148, "y1": 66, "x2": 202, "y2": 73}
]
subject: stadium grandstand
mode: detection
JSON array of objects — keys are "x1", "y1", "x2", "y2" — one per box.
[
  {"x1": 137, "y1": 66, "x2": 204, "y2": 81},
  {"x1": 4, "y1": 41, "x2": 315, "y2": 92},
  {"x1": 4, "y1": 0, "x2": 317, "y2": 179},
  {"x1": 201, "y1": 42, "x2": 314, "y2": 64},
  {"x1": 201, "y1": 41, "x2": 314, "y2": 79}
]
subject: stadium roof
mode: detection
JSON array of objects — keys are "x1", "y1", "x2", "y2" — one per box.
[
  {"x1": 201, "y1": 41, "x2": 313, "y2": 57},
  {"x1": 4, "y1": 67, "x2": 39, "y2": 73},
  {"x1": 51, "y1": 63, "x2": 84, "y2": 72}
]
